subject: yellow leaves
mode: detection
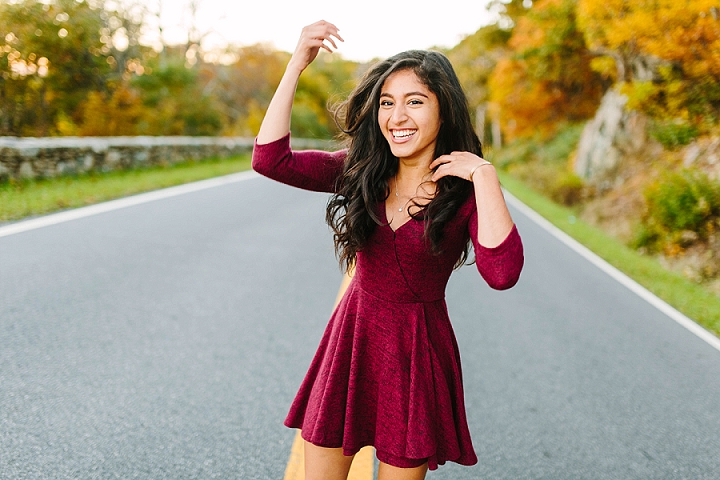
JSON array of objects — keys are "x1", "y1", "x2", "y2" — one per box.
[
  {"x1": 579, "y1": 0, "x2": 659, "y2": 51},
  {"x1": 621, "y1": 70, "x2": 693, "y2": 124},
  {"x1": 589, "y1": 56, "x2": 617, "y2": 81},
  {"x1": 77, "y1": 86, "x2": 143, "y2": 136},
  {"x1": 488, "y1": 0, "x2": 605, "y2": 141},
  {"x1": 578, "y1": 0, "x2": 720, "y2": 76},
  {"x1": 621, "y1": 81, "x2": 658, "y2": 112},
  {"x1": 574, "y1": 0, "x2": 720, "y2": 130},
  {"x1": 55, "y1": 110, "x2": 79, "y2": 136}
]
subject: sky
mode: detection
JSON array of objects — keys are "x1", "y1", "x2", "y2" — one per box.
[{"x1": 147, "y1": 0, "x2": 497, "y2": 62}]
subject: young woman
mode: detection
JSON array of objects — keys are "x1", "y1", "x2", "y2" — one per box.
[{"x1": 253, "y1": 20, "x2": 524, "y2": 480}]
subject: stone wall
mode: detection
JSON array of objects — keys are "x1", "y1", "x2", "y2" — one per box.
[{"x1": 0, "y1": 136, "x2": 335, "y2": 182}]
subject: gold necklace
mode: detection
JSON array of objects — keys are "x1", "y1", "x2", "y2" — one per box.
[{"x1": 394, "y1": 176, "x2": 413, "y2": 213}]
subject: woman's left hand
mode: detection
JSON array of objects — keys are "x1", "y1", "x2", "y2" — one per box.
[{"x1": 430, "y1": 152, "x2": 493, "y2": 183}]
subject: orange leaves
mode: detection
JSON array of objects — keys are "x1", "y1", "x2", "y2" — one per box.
[
  {"x1": 578, "y1": 0, "x2": 720, "y2": 78},
  {"x1": 508, "y1": 16, "x2": 546, "y2": 51},
  {"x1": 576, "y1": 0, "x2": 720, "y2": 129},
  {"x1": 488, "y1": 0, "x2": 606, "y2": 141},
  {"x1": 487, "y1": 0, "x2": 720, "y2": 141},
  {"x1": 490, "y1": 58, "x2": 555, "y2": 139}
]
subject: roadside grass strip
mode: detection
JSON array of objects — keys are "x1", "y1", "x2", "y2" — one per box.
[
  {"x1": 498, "y1": 171, "x2": 720, "y2": 348},
  {"x1": 0, "y1": 155, "x2": 252, "y2": 224},
  {"x1": 0, "y1": 170, "x2": 258, "y2": 238}
]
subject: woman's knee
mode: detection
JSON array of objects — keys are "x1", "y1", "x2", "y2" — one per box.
[
  {"x1": 377, "y1": 460, "x2": 428, "y2": 480},
  {"x1": 376, "y1": 450, "x2": 428, "y2": 480},
  {"x1": 303, "y1": 440, "x2": 355, "y2": 480}
]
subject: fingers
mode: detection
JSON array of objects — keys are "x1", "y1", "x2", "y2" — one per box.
[
  {"x1": 301, "y1": 20, "x2": 343, "y2": 52},
  {"x1": 429, "y1": 156, "x2": 448, "y2": 171},
  {"x1": 430, "y1": 152, "x2": 488, "y2": 182},
  {"x1": 289, "y1": 20, "x2": 343, "y2": 71},
  {"x1": 431, "y1": 163, "x2": 450, "y2": 182}
]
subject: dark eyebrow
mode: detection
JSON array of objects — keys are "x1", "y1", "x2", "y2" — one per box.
[{"x1": 379, "y1": 91, "x2": 429, "y2": 98}]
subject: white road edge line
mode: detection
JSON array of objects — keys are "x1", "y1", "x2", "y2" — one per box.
[
  {"x1": 3, "y1": 173, "x2": 717, "y2": 353},
  {"x1": 504, "y1": 190, "x2": 720, "y2": 353},
  {"x1": 0, "y1": 170, "x2": 260, "y2": 239}
]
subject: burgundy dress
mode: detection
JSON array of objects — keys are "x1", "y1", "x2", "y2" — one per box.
[{"x1": 252, "y1": 134, "x2": 524, "y2": 470}]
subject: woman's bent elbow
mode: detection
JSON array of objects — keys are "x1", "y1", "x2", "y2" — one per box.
[
  {"x1": 478, "y1": 257, "x2": 524, "y2": 290},
  {"x1": 486, "y1": 271, "x2": 521, "y2": 290}
]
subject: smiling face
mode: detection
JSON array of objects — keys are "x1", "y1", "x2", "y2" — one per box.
[{"x1": 378, "y1": 69, "x2": 441, "y2": 165}]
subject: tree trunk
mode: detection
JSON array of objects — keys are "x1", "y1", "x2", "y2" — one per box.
[
  {"x1": 475, "y1": 104, "x2": 486, "y2": 144},
  {"x1": 492, "y1": 116, "x2": 502, "y2": 150},
  {"x1": 39, "y1": 82, "x2": 48, "y2": 136}
]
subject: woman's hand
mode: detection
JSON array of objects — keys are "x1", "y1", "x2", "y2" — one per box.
[
  {"x1": 431, "y1": 151, "x2": 514, "y2": 247},
  {"x1": 288, "y1": 20, "x2": 344, "y2": 74},
  {"x1": 256, "y1": 20, "x2": 342, "y2": 144},
  {"x1": 430, "y1": 152, "x2": 493, "y2": 183}
]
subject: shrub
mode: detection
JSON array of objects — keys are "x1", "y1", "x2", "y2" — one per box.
[
  {"x1": 635, "y1": 169, "x2": 720, "y2": 251},
  {"x1": 648, "y1": 119, "x2": 699, "y2": 149},
  {"x1": 550, "y1": 171, "x2": 585, "y2": 206},
  {"x1": 492, "y1": 123, "x2": 586, "y2": 204},
  {"x1": 534, "y1": 123, "x2": 585, "y2": 166},
  {"x1": 489, "y1": 137, "x2": 538, "y2": 169}
]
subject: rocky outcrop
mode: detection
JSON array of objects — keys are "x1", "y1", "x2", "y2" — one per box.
[
  {"x1": 573, "y1": 88, "x2": 647, "y2": 189},
  {"x1": 0, "y1": 136, "x2": 334, "y2": 182},
  {"x1": 683, "y1": 136, "x2": 720, "y2": 181}
]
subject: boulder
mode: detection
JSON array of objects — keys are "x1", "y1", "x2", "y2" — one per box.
[{"x1": 573, "y1": 88, "x2": 647, "y2": 188}]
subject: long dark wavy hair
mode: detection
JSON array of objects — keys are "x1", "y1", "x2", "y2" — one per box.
[{"x1": 326, "y1": 50, "x2": 483, "y2": 271}]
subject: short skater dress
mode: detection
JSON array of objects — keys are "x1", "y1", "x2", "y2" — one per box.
[{"x1": 252, "y1": 134, "x2": 524, "y2": 470}]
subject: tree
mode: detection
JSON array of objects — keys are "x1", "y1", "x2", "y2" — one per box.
[
  {"x1": 0, "y1": 0, "x2": 147, "y2": 136},
  {"x1": 577, "y1": 0, "x2": 720, "y2": 132},
  {"x1": 488, "y1": 0, "x2": 607, "y2": 140},
  {"x1": 446, "y1": 24, "x2": 512, "y2": 145},
  {"x1": 0, "y1": 0, "x2": 358, "y2": 138},
  {"x1": 292, "y1": 52, "x2": 358, "y2": 139},
  {"x1": 487, "y1": 0, "x2": 535, "y2": 29},
  {"x1": 131, "y1": 47, "x2": 222, "y2": 135},
  {"x1": 447, "y1": 24, "x2": 512, "y2": 109},
  {"x1": 77, "y1": 85, "x2": 143, "y2": 135},
  {"x1": 205, "y1": 44, "x2": 288, "y2": 136}
]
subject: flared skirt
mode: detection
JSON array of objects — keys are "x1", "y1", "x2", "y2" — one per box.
[{"x1": 284, "y1": 279, "x2": 478, "y2": 470}]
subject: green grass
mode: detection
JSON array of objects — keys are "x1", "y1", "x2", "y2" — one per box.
[
  {"x1": 498, "y1": 170, "x2": 720, "y2": 337},
  {"x1": 0, "y1": 155, "x2": 251, "y2": 223}
]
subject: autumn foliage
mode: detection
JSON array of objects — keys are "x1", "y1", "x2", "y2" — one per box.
[
  {"x1": 2, "y1": 0, "x2": 718, "y2": 143},
  {"x1": 578, "y1": 0, "x2": 720, "y2": 132},
  {"x1": 0, "y1": 0, "x2": 359, "y2": 138},
  {"x1": 488, "y1": 0, "x2": 607, "y2": 141},
  {"x1": 475, "y1": 0, "x2": 720, "y2": 142}
]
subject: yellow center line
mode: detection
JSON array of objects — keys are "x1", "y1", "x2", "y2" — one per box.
[{"x1": 283, "y1": 268, "x2": 375, "y2": 480}]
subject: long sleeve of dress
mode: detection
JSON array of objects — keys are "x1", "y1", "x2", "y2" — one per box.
[
  {"x1": 468, "y1": 212, "x2": 524, "y2": 290},
  {"x1": 254, "y1": 133, "x2": 523, "y2": 290},
  {"x1": 252, "y1": 134, "x2": 346, "y2": 193}
]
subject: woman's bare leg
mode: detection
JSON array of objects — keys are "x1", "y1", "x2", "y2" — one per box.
[
  {"x1": 377, "y1": 461, "x2": 428, "y2": 480},
  {"x1": 303, "y1": 440, "x2": 355, "y2": 480}
]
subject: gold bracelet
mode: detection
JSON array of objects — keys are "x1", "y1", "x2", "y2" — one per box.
[{"x1": 468, "y1": 161, "x2": 492, "y2": 182}]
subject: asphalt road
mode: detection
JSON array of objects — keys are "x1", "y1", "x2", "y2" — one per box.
[{"x1": 1, "y1": 174, "x2": 719, "y2": 479}]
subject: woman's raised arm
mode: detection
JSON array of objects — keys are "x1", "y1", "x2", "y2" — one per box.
[{"x1": 256, "y1": 20, "x2": 343, "y2": 145}]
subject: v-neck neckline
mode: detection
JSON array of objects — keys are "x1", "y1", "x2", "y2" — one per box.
[{"x1": 383, "y1": 201, "x2": 415, "y2": 233}]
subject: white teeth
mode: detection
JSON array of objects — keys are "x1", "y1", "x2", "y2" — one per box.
[{"x1": 392, "y1": 129, "x2": 416, "y2": 138}]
